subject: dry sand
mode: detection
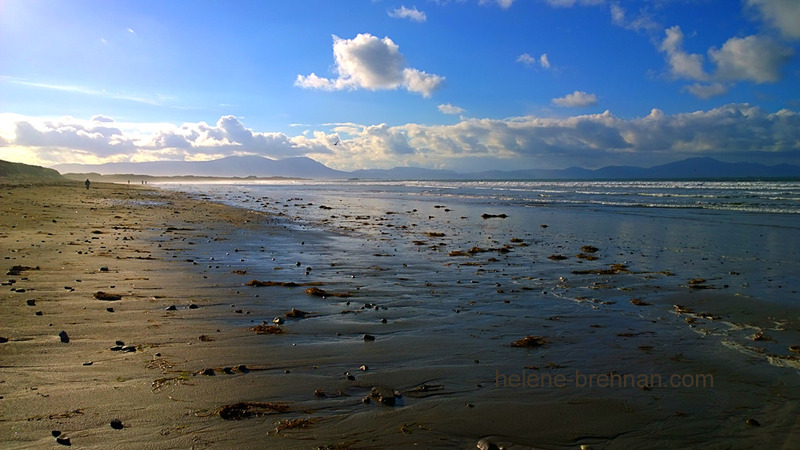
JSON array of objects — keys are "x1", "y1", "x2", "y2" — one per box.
[{"x1": 1, "y1": 180, "x2": 799, "y2": 449}]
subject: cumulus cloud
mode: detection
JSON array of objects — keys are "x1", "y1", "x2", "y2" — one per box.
[
  {"x1": 552, "y1": 91, "x2": 598, "y2": 107},
  {"x1": 709, "y1": 35, "x2": 794, "y2": 83},
  {"x1": 660, "y1": 26, "x2": 709, "y2": 81},
  {"x1": 3, "y1": 106, "x2": 799, "y2": 170},
  {"x1": 309, "y1": 104, "x2": 800, "y2": 170},
  {"x1": 659, "y1": 26, "x2": 794, "y2": 97},
  {"x1": 746, "y1": 0, "x2": 800, "y2": 40},
  {"x1": 295, "y1": 33, "x2": 444, "y2": 97},
  {"x1": 438, "y1": 104, "x2": 465, "y2": 115},
  {"x1": 0, "y1": 114, "x2": 318, "y2": 164},
  {"x1": 388, "y1": 6, "x2": 427, "y2": 22}
]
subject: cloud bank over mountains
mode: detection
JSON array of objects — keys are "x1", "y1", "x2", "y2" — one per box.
[{"x1": 3, "y1": 103, "x2": 798, "y2": 171}]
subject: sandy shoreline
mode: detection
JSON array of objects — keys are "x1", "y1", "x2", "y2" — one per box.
[{"x1": 2, "y1": 180, "x2": 799, "y2": 449}]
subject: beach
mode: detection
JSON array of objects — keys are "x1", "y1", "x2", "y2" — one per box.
[{"x1": 2, "y1": 180, "x2": 800, "y2": 449}]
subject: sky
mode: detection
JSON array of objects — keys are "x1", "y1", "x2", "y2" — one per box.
[{"x1": 1, "y1": 0, "x2": 799, "y2": 172}]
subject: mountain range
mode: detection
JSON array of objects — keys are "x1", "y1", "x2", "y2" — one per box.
[{"x1": 52, "y1": 155, "x2": 800, "y2": 180}]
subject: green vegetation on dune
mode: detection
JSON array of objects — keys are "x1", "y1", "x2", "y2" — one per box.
[{"x1": 0, "y1": 160, "x2": 62, "y2": 179}]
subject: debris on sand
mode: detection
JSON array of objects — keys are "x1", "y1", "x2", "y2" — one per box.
[
  {"x1": 306, "y1": 287, "x2": 350, "y2": 298},
  {"x1": 686, "y1": 278, "x2": 717, "y2": 289},
  {"x1": 753, "y1": 330, "x2": 771, "y2": 342},
  {"x1": 274, "y1": 418, "x2": 317, "y2": 433},
  {"x1": 250, "y1": 322, "x2": 284, "y2": 334},
  {"x1": 581, "y1": 245, "x2": 599, "y2": 253},
  {"x1": 572, "y1": 263, "x2": 631, "y2": 275},
  {"x1": 94, "y1": 291, "x2": 122, "y2": 301},
  {"x1": 246, "y1": 280, "x2": 301, "y2": 287},
  {"x1": 217, "y1": 402, "x2": 290, "y2": 420},
  {"x1": 548, "y1": 254, "x2": 568, "y2": 261},
  {"x1": 369, "y1": 386, "x2": 397, "y2": 406},
  {"x1": 7, "y1": 265, "x2": 39, "y2": 276},
  {"x1": 481, "y1": 213, "x2": 508, "y2": 219},
  {"x1": 629, "y1": 298, "x2": 650, "y2": 306},
  {"x1": 510, "y1": 335, "x2": 548, "y2": 348},
  {"x1": 285, "y1": 308, "x2": 308, "y2": 319}
]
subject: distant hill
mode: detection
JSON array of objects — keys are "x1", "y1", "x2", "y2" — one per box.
[
  {"x1": 0, "y1": 160, "x2": 62, "y2": 179},
  {"x1": 55, "y1": 156, "x2": 345, "y2": 178},
  {"x1": 52, "y1": 155, "x2": 800, "y2": 180}
]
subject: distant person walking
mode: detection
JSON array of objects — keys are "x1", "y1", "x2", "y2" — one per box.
[{"x1": 85, "y1": 179, "x2": 90, "y2": 190}]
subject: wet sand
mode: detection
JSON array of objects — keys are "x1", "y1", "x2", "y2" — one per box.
[{"x1": 1, "y1": 180, "x2": 799, "y2": 449}]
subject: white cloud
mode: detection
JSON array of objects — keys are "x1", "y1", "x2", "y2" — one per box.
[
  {"x1": 660, "y1": 26, "x2": 709, "y2": 81},
  {"x1": 438, "y1": 104, "x2": 465, "y2": 114},
  {"x1": 552, "y1": 90, "x2": 598, "y2": 107},
  {"x1": 517, "y1": 53, "x2": 536, "y2": 66},
  {"x1": 479, "y1": 0, "x2": 515, "y2": 9},
  {"x1": 388, "y1": 6, "x2": 427, "y2": 22},
  {"x1": 296, "y1": 33, "x2": 444, "y2": 97},
  {"x1": 90, "y1": 114, "x2": 116, "y2": 123},
  {"x1": 609, "y1": 3, "x2": 659, "y2": 33},
  {"x1": 683, "y1": 83, "x2": 729, "y2": 99},
  {"x1": 659, "y1": 26, "x2": 794, "y2": 97},
  {"x1": 517, "y1": 53, "x2": 551, "y2": 69},
  {"x1": 746, "y1": 0, "x2": 800, "y2": 40},
  {"x1": 543, "y1": 0, "x2": 604, "y2": 7},
  {"x1": 3, "y1": 105, "x2": 799, "y2": 170},
  {"x1": 539, "y1": 53, "x2": 550, "y2": 69},
  {"x1": 709, "y1": 35, "x2": 794, "y2": 83}
]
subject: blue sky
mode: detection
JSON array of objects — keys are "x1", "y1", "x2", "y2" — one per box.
[{"x1": 1, "y1": 0, "x2": 799, "y2": 172}]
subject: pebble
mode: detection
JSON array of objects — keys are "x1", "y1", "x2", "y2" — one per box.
[
  {"x1": 110, "y1": 419, "x2": 123, "y2": 429},
  {"x1": 273, "y1": 317, "x2": 284, "y2": 325},
  {"x1": 189, "y1": 303, "x2": 199, "y2": 309},
  {"x1": 26, "y1": 299, "x2": 36, "y2": 306},
  {"x1": 56, "y1": 436, "x2": 71, "y2": 446},
  {"x1": 165, "y1": 305, "x2": 177, "y2": 311},
  {"x1": 106, "y1": 307, "x2": 114, "y2": 313},
  {"x1": 0, "y1": 337, "x2": 8, "y2": 343},
  {"x1": 476, "y1": 438, "x2": 500, "y2": 450},
  {"x1": 369, "y1": 386, "x2": 396, "y2": 406},
  {"x1": 115, "y1": 340, "x2": 125, "y2": 346},
  {"x1": 746, "y1": 418, "x2": 761, "y2": 426},
  {"x1": 363, "y1": 334, "x2": 376, "y2": 342},
  {"x1": 82, "y1": 361, "x2": 93, "y2": 366},
  {"x1": 35, "y1": 311, "x2": 43, "y2": 316},
  {"x1": 121, "y1": 345, "x2": 136, "y2": 352},
  {"x1": 59, "y1": 331, "x2": 69, "y2": 343}
]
